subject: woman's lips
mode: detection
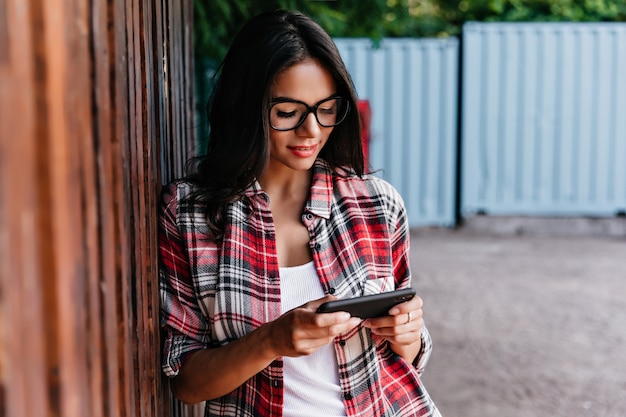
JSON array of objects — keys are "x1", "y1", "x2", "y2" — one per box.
[{"x1": 287, "y1": 144, "x2": 318, "y2": 158}]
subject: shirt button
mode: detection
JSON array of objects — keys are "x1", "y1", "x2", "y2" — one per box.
[
  {"x1": 305, "y1": 213, "x2": 313, "y2": 220},
  {"x1": 272, "y1": 380, "x2": 280, "y2": 388},
  {"x1": 313, "y1": 243, "x2": 321, "y2": 251},
  {"x1": 344, "y1": 392, "x2": 353, "y2": 401},
  {"x1": 328, "y1": 287, "x2": 336, "y2": 294},
  {"x1": 338, "y1": 340, "x2": 346, "y2": 347}
]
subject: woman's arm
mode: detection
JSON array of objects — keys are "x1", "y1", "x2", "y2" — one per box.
[{"x1": 171, "y1": 298, "x2": 361, "y2": 404}]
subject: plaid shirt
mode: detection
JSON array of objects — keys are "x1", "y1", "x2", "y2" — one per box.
[{"x1": 159, "y1": 159, "x2": 440, "y2": 417}]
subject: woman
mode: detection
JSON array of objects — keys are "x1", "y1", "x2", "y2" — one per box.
[{"x1": 159, "y1": 9, "x2": 441, "y2": 417}]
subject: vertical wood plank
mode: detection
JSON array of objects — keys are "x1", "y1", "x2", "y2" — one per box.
[
  {"x1": 40, "y1": 0, "x2": 93, "y2": 414},
  {"x1": 153, "y1": 0, "x2": 166, "y2": 186},
  {"x1": 160, "y1": 0, "x2": 174, "y2": 181},
  {"x1": 140, "y1": 0, "x2": 160, "y2": 415},
  {"x1": 125, "y1": 0, "x2": 143, "y2": 411},
  {"x1": 90, "y1": 0, "x2": 124, "y2": 416},
  {"x1": 112, "y1": 1, "x2": 135, "y2": 416},
  {"x1": 0, "y1": 1, "x2": 49, "y2": 416},
  {"x1": 76, "y1": 1, "x2": 105, "y2": 416},
  {"x1": 184, "y1": 1, "x2": 196, "y2": 163}
]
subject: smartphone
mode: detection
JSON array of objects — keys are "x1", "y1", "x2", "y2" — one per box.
[{"x1": 316, "y1": 288, "x2": 416, "y2": 319}]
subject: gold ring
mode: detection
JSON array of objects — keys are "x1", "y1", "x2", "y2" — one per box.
[{"x1": 406, "y1": 311, "x2": 412, "y2": 324}]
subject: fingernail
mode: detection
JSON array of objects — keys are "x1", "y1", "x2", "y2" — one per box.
[{"x1": 338, "y1": 312, "x2": 351, "y2": 321}]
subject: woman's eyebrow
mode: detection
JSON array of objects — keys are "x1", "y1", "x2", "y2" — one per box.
[
  {"x1": 270, "y1": 94, "x2": 338, "y2": 104},
  {"x1": 270, "y1": 96, "x2": 300, "y2": 103}
]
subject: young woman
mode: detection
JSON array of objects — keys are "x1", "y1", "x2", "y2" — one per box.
[{"x1": 159, "y1": 9, "x2": 441, "y2": 417}]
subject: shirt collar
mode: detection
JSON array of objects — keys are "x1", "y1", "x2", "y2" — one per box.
[
  {"x1": 243, "y1": 159, "x2": 333, "y2": 220},
  {"x1": 305, "y1": 159, "x2": 333, "y2": 219}
]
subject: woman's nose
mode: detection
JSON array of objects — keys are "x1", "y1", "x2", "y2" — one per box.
[{"x1": 295, "y1": 112, "x2": 321, "y2": 137}]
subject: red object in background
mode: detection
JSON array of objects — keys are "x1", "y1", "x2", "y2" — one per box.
[{"x1": 357, "y1": 100, "x2": 371, "y2": 168}]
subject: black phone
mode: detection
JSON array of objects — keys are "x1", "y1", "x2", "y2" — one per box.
[{"x1": 316, "y1": 288, "x2": 416, "y2": 319}]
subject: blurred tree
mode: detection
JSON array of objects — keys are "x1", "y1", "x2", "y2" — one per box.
[
  {"x1": 193, "y1": 0, "x2": 392, "y2": 60},
  {"x1": 195, "y1": 0, "x2": 625, "y2": 62}
]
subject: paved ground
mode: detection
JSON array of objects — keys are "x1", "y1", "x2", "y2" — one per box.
[{"x1": 410, "y1": 219, "x2": 626, "y2": 417}]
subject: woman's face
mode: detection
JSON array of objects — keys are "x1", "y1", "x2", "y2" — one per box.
[{"x1": 267, "y1": 58, "x2": 337, "y2": 173}]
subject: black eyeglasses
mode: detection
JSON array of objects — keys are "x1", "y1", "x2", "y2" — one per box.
[{"x1": 269, "y1": 96, "x2": 349, "y2": 131}]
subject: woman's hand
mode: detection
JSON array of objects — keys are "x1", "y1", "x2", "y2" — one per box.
[
  {"x1": 267, "y1": 295, "x2": 362, "y2": 358},
  {"x1": 362, "y1": 294, "x2": 424, "y2": 361},
  {"x1": 172, "y1": 295, "x2": 360, "y2": 404}
]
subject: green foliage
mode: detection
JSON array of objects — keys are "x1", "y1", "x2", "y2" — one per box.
[
  {"x1": 192, "y1": 0, "x2": 392, "y2": 59},
  {"x1": 194, "y1": 0, "x2": 626, "y2": 61}
]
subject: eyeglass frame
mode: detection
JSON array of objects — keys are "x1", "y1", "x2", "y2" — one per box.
[{"x1": 268, "y1": 95, "x2": 349, "y2": 131}]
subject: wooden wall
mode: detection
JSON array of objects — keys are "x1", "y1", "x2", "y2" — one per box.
[{"x1": 0, "y1": 1, "x2": 202, "y2": 416}]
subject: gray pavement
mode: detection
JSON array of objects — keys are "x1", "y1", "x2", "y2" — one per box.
[{"x1": 410, "y1": 218, "x2": 626, "y2": 417}]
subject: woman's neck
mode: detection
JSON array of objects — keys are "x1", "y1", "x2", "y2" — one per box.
[
  {"x1": 258, "y1": 164, "x2": 313, "y2": 203},
  {"x1": 258, "y1": 163, "x2": 314, "y2": 267}
]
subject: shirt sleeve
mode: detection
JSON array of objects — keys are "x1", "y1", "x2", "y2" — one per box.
[
  {"x1": 388, "y1": 186, "x2": 411, "y2": 291},
  {"x1": 387, "y1": 183, "x2": 433, "y2": 374},
  {"x1": 158, "y1": 183, "x2": 209, "y2": 377}
]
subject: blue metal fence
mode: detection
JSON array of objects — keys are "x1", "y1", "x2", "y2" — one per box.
[
  {"x1": 461, "y1": 22, "x2": 626, "y2": 216},
  {"x1": 334, "y1": 22, "x2": 626, "y2": 226},
  {"x1": 335, "y1": 38, "x2": 460, "y2": 227}
]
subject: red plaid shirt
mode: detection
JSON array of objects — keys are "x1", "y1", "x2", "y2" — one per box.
[{"x1": 159, "y1": 159, "x2": 440, "y2": 417}]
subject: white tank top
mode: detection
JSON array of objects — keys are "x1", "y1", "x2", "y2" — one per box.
[{"x1": 279, "y1": 261, "x2": 347, "y2": 417}]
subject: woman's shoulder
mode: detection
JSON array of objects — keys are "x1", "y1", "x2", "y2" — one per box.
[
  {"x1": 161, "y1": 179, "x2": 196, "y2": 201},
  {"x1": 329, "y1": 168, "x2": 408, "y2": 229},
  {"x1": 332, "y1": 166, "x2": 404, "y2": 204},
  {"x1": 159, "y1": 179, "x2": 204, "y2": 215}
]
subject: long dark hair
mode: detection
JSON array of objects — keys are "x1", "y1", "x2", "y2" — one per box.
[{"x1": 186, "y1": 9, "x2": 364, "y2": 238}]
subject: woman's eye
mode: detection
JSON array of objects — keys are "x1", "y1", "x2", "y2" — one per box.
[
  {"x1": 277, "y1": 110, "x2": 297, "y2": 119},
  {"x1": 319, "y1": 105, "x2": 337, "y2": 115}
]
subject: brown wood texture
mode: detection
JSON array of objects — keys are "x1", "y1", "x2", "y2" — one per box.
[{"x1": 0, "y1": 1, "x2": 201, "y2": 416}]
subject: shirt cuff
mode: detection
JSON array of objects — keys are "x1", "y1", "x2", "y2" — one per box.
[{"x1": 413, "y1": 324, "x2": 433, "y2": 375}]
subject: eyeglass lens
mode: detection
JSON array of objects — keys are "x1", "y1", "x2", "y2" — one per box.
[{"x1": 270, "y1": 97, "x2": 347, "y2": 131}]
